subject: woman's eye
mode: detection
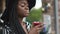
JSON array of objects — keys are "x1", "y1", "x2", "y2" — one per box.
[
  {"x1": 21, "y1": 5, "x2": 24, "y2": 7},
  {"x1": 21, "y1": 3, "x2": 25, "y2": 7}
]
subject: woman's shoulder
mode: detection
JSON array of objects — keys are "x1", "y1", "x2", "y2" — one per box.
[
  {"x1": 0, "y1": 19, "x2": 16, "y2": 34},
  {"x1": 0, "y1": 19, "x2": 4, "y2": 27}
]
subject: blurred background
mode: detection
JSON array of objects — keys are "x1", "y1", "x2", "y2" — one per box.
[{"x1": 0, "y1": 0, "x2": 60, "y2": 34}]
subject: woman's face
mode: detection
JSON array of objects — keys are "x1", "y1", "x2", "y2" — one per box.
[{"x1": 17, "y1": 0, "x2": 29, "y2": 17}]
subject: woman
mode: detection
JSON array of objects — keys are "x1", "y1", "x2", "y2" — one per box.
[{"x1": 1, "y1": 0, "x2": 44, "y2": 34}]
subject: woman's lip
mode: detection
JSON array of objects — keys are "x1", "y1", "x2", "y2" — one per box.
[
  {"x1": 26, "y1": 13, "x2": 29, "y2": 14},
  {"x1": 26, "y1": 12, "x2": 29, "y2": 14}
]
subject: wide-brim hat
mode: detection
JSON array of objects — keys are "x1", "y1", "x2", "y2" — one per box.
[
  {"x1": 28, "y1": 0, "x2": 36, "y2": 10},
  {"x1": 6, "y1": 0, "x2": 36, "y2": 10}
]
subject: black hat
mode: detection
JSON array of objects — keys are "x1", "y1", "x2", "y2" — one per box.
[
  {"x1": 6, "y1": 0, "x2": 36, "y2": 10},
  {"x1": 28, "y1": 0, "x2": 36, "y2": 10}
]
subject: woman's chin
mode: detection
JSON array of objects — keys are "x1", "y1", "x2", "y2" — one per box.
[
  {"x1": 24, "y1": 14, "x2": 29, "y2": 17},
  {"x1": 23, "y1": 15, "x2": 28, "y2": 17},
  {"x1": 23, "y1": 14, "x2": 29, "y2": 17},
  {"x1": 25, "y1": 14, "x2": 29, "y2": 16}
]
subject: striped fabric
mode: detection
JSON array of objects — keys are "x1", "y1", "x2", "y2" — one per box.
[{"x1": 0, "y1": 19, "x2": 31, "y2": 34}]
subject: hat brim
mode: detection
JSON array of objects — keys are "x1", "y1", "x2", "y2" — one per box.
[{"x1": 28, "y1": 0, "x2": 36, "y2": 10}]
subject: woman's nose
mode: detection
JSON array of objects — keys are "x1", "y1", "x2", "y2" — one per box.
[{"x1": 25, "y1": 7, "x2": 29, "y2": 10}]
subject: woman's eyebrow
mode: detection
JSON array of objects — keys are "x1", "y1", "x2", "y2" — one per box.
[
  {"x1": 18, "y1": 1, "x2": 28, "y2": 6},
  {"x1": 21, "y1": 1, "x2": 28, "y2": 4}
]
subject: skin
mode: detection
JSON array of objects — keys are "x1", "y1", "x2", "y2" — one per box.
[
  {"x1": 17, "y1": 0, "x2": 29, "y2": 18},
  {"x1": 16, "y1": 0, "x2": 44, "y2": 34}
]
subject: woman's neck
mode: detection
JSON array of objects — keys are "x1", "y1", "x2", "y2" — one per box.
[
  {"x1": 18, "y1": 17, "x2": 23, "y2": 23},
  {"x1": 18, "y1": 17, "x2": 28, "y2": 34},
  {"x1": 18, "y1": 17, "x2": 25, "y2": 26}
]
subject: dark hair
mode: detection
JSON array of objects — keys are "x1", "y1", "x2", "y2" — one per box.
[
  {"x1": 1, "y1": 0, "x2": 36, "y2": 22},
  {"x1": 1, "y1": 0, "x2": 36, "y2": 34}
]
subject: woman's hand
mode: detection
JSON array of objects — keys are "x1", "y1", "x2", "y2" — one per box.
[{"x1": 28, "y1": 23, "x2": 44, "y2": 34}]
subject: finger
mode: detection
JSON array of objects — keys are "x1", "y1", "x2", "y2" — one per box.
[
  {"x1": 37, "y1": 26, "x2": 44, "y2": 30},
  {"x1": 37, "y1": 27, "x2": 44, "y2": 33},
  {"x1": 37, "y1": 28, "x2": 43, "y2": 33},
  {"x1": 36, "y1": 26, "x2": 44, "y2": 32},
  {"x1": 40, "y1": 24, "x2": 44, "y2": 27},
  {"x1": 40, "y1": 23, "x2": 44, "y2": 26},
  {"x1": 36, "y1": 24, "x2": 44, "y2": 28},
  {"x1": 40, "y1": 26, "x2": 44, "y2": 30},
  {"x1": 37, "y1": 30, "x2": 41, "y2": 33}
]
